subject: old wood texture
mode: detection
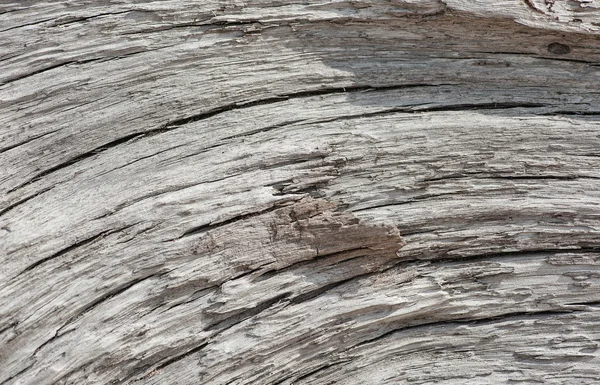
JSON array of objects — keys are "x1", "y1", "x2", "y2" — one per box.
[{"x1": 2, "y1": 1, "x2": 600, "y2": 384}]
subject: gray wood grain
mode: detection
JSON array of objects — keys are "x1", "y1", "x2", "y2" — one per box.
[{"x1": 2, "y1": 1, "x2": 600, "y2": 384}]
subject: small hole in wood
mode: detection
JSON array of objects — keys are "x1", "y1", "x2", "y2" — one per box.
[{"x1": 547, "y1": 42, "x2": 571, "y2": 55}]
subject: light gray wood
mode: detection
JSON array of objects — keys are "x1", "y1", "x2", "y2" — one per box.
[{"x1": 2, "y1": 1, "x2": 600, "y2": 384}]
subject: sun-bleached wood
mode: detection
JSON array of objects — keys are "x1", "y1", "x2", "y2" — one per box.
[{"x1": 2, "y1": 1, "x2": 600, "y2": 384}]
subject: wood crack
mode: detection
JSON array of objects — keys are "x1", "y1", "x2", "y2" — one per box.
[
  {"x1": 5, "y1": 84, "x2": 437, "y2": 194},
  {"x1": 4, "y1": 95, "x2": 567, "y2": 198},
  {"x1": 2, "y1": 363, "x2": 34, "y2": 385},
  {"x1": 1, "y1": 57, "x2": 127, "y2": 86},
  {"x1": 544, "y1": 110, "x2": 600, "y2": 116},
  {"x1": 290, "y1": 361, "x2": 350, "y2": 384},
  {"x1": 157, "y1": 83, "x2": 448, "y2": 132},
  {"x1": 205, "y1": 293, "x2": 291, "y2": 332},
  {"x1": 49, "y1": 11, "x2": 134, "y2": 27},
  {"x1": 0, "y1": 17, "x2": 55, "y2": 33},
  {"x1": 175, "y1": 199, "x2": 299, "y2": 240},
  {"x1": 398, "y1": 247, "x2": 600, "y2": 268},
  {"x1": 0, "y1": 321, "x2": 18, "y2": 337},
  {"x1": 31, "y1": 272, "x2": 165, "y2": 359},
  {"x1": 0, "y1": 11, "x2": 133, "y2": 33},
  {"x1": 221, "y1": 119, "x2": 307, "y2": 140},
  {"x1": 0, "y1": 130, "x2": 59, "y2": 155},
  {"x1": 153, "y1": 342, "x2": 209, "y2": 371},
  {"x1": 286, "y1": 263, "x2": 397, "y2": 307},
  {"x1": 350, "y1": 308, "x2": 588, "y2": 352},
  {"x1": 262, "y1": 247, "x2": 374, "y2": 279},
  {"x1": 2, "y1": 47, "x2": 161, "y2": 86},
  {"x1": 6, "y1": 132, "x2": 144, "y2": 194},
  {"x1": 120, "y1": 341, "x2": 210, "y2": 384},
  {"x1": 415, "y1": 102, "x2": 548, "y2": 112},
  {"x1": 289, "y1": 101, "x2": 552, "y2": 129},
  {"x1": 15, "y1": 229, "x2": 116, "y2": 278},
  {"x1": 157, "y1": 286, "x2": 220, "y2": 315},
  {"x1": 92, "y1": 173, "x2": 244, "y2": 221},
  {"x1": 0, "y1": 185, "x2": 54, "y2": 219},
  {"x1": 289, "y1": 277, "x2": 357, "y2": 305},
  {"x1": 421, "y1": 173, "x2": 592, "y2": 183},
  {"x1": 122, "y1": 18, "x2": 264, "y2": 36}
]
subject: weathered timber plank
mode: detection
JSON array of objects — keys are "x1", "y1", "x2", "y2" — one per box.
[{"x1": 2, "y1": 1, "x2": 600, "y2": 384}]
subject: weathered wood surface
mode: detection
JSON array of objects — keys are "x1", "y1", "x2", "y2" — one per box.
[{"x1": 2, "y1": 1, "x2": 600, "y2": 384}]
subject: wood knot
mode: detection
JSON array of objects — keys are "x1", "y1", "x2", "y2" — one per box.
[{"x1": 547, "y1": 42, "x2": 571, "y2": 55}]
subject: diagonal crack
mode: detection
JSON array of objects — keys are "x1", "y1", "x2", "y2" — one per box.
[
  {"x1": 0, "y1": 185, "x2": 54, "y2": 218},
  {"x1": 413, "y1": 247, "x2": 600, "y2": 265},
  {"x1": 174, "y1": 199, "x2": 300, "y2": 240},
  {"x1": 49, "y1": 10, "x2": 133, "y2": 27},
  {"x1": 32, "y1": 272, "x2": 164, "y2": 358},
  {"x1": 290, "y1": 361, "x2": 349, "y2": 384},
  {"x1": 205, "y1": 293, "x2": 291, "y2": 332},
  {"x1": 0, "y1": 10, "x2": 134, "y2": 33},
  {"x1": 0, "y1": 17, "x2": 55, "y2": 33},
  {"x1": 15, "y1": 228, "x2": 126, "y2": 278},
  {"x1": 350, "y1": 307, "x2": 590, "y2": 352},
  {"x1": 0, "y1": 57, "x2": 121, "y2": 86},
  {"x1": 3, "y1": 83, "x2": 442, "y2": 194},
  {"x1": 154, "y1": 342, "x2": 209, "y2": 371},
  {"x1": 6, "y1": 86, "x2": 555, "y2": 196},
  {"x1": 0, "y1": 129, "x2": 60, "y2": 155},
  {"x1": 6, "y1": 132, "x2": 144, "y2": 194}
]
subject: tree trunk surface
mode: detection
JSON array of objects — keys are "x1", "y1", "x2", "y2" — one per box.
[{"x1": 2, "y1": 1, "x2": 600, "y2": 384}]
